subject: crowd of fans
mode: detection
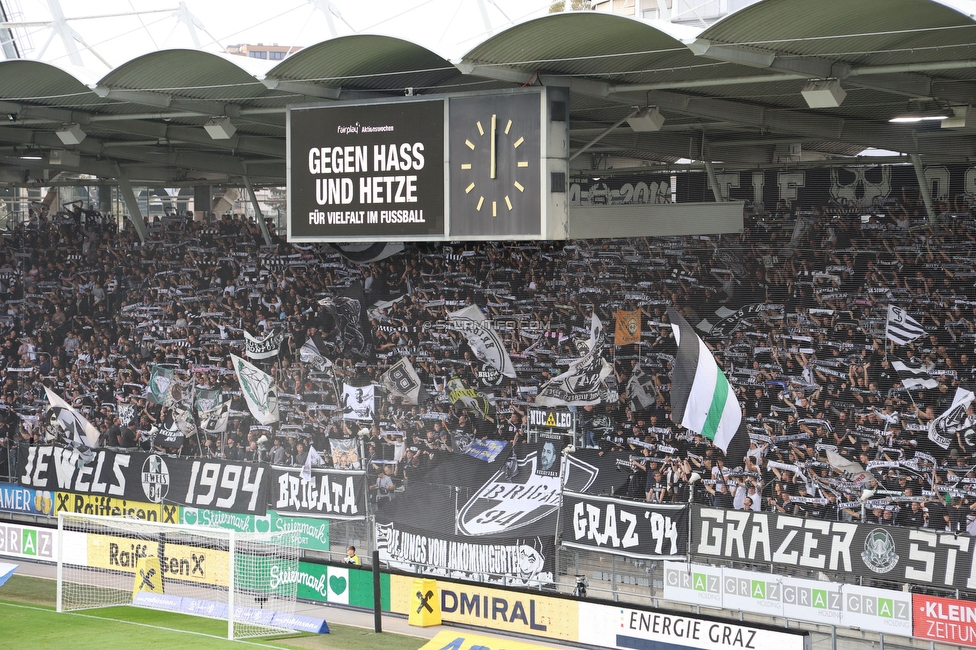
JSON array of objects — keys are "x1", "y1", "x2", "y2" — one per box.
[{"x1": 1, "y1": 188, "x2": 976, "y2": 534}]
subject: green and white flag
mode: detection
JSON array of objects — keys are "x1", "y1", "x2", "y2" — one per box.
[
  {"x1": 147, "y1": 365, "x2": 174, "y2": 405},
  {"x1": 195, "y1": 387, "x2": 222, "y2": 415},
  {"x1": 668, "y1": 308, "x2": 747, "y2": 463},
  {"x1": 231, "y1": 354, "x2": 279, "y2": 425}
]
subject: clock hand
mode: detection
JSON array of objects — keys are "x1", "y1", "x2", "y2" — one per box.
[{"x1": 490, "y1": 113, "x2": 497, "y2": 180}]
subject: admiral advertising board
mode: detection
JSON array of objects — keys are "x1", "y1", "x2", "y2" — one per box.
[
  {"x1": 691, "y1": 506, "x2": 976, "y2": 590},
  {"x1": 19, "y1": 445, "x2": 268, "y2": 515},
  {"x1": 664, "y1": 562, "x2": 912, "y2": 637},
  {"x1": 288, "y1": 99, "x2": 446, "y2": 241},
  {"x1": 561, "y1": 492, "x2": 687, "y2": 559},
  {"x1": 389, "y1": 574, "x2": 578, "y2": 643}
]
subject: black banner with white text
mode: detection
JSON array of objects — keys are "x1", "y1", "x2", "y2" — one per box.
[
  {"x1": 691, "y1": 506, "x2": 976, "y2": 590},
  {"x1": 269, "y1": 466, "x2": 367, "y2": 520},
  {"x1": 18, "y1": 445, "x2": 269, "y2": 515},
  {"x1": 561, "y1": 492, "x2": 687, "y2": 559}
]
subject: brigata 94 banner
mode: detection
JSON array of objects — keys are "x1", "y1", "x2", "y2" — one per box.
[{"x1": 19, "y1": 445, "x2": 269, "y2": 515}]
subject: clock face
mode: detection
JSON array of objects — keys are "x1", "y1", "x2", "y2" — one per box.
[{"x1": 449, "y1": 93, "x2": 542, "y2": 237}]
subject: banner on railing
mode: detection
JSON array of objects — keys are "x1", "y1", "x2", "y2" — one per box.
[
  {"x1": 691, "y1": 506, "x2": 976, "y2": 590},
  {"x1": 577, "y1": 601, "x2": 811, "y2": 650},
  {"x1": 664, "y1": 561, "x2": 912, "y2": 637},
  {"x1": 389, "y1": 574, "x2": 579, "y2": 643},
  {"x1": 0, "y1": 521, "x2": 58, "y2": 562},
  {"x1": 181, "y1": 508, "x2": 332, "y2": 552},
  {"x1": 913, "y1": 593, "x2": 976, "y2": 647},
  {"x1": 376, "y1": 521, "x2": 556, "y2": 587},
  {"x1": 268, "y1": 466, "x2": 367, "y2": 520},
  {"x1": 55, "y1": 491, "x2": 180, "y2": 524},
  {"x1": 561, "y1": 492, "x2": 687, "y2": 559},
  {"x1": 0, "y1": 482, "x2": 53, "y2": 516},
  {"x1": 18, "y1": 445, "x2": 269, "y2": 515}
]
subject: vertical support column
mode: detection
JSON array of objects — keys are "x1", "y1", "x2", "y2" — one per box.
[
  {"x1": 193, "y1": 184, "x2": 211, "y2": 223},
  {"x1": 704, "y1": 159, "x2": 723, "y2": 203},
  {"x1": 97, "y1": 184, "x2": 112, "y2": 216},
  {"x1": 244, "y1": 176, "x2": 272, "y2": 246},
  {"x1": 910, "y1": 153, "x2": 938, "y2": 228},
  {"x1": 116, "y1": 176, "x2": 149, "y2": 242}
]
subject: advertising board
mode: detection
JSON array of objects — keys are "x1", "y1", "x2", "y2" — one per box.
[{"x1": 389, "y1": 574, "x2": 578, "y2": 642}]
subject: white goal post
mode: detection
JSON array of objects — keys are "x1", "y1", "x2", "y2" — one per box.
[{"x1": 56, "y1": 512, "x2": 301, "y2": 640}]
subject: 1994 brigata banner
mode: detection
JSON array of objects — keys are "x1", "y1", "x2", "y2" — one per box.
[
  {"x1": 561, "y1": 492, "x2": 686, "y2": 559},
  {"x1": 288, "y1": 99, "x2": 445, "y2": 240},
  {"x1": 691, "y1": 506, "x2": 976, "y2": 590},
  {"x1": 19, "y1": 445, "x2": 268, "y2": 515}
]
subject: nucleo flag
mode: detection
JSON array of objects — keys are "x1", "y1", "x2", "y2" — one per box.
[{"x1": 667, "y1": 308, "x2": 747, "y2": 463}]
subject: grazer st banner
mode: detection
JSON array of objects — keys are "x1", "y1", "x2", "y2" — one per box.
[
  {"x1": 288, "y1": 99, "x2": 445, "y2": 240},
  {"x1": 691, "y1": 506, "x2": 976, "y2": 590},
  {"x1": 19, "y1": 445, "x2": 269, "y2": 515}
]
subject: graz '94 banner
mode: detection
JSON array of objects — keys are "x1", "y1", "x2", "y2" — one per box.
[
  {"x1": 269, "y1": 466, "x2": 367, "y2": 520},
  {"x1": 561, "y1": 492, "x2": 687, "y2": 560},
  {"x1": 18, "y1": 445, "x2": 269, "y2": 515},
  {"x1": 692, "y1": 506, "x2": 976, "y2": 590}
]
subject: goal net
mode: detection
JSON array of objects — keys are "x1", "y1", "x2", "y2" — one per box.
[{"x1": 57, "y1": 512, "x2": 301, "y2": 640}]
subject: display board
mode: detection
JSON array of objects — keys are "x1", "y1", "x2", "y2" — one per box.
[{"x1": 287, "y1": 87, "x2": 569, "y2": 242}]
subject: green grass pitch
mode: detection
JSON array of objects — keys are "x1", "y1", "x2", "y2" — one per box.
[{"x1": 0, "y1": 575, "x2": 425, "y2": 650}]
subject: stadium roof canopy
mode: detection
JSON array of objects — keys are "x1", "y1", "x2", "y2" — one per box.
[{"x1": 0, "y1": 0, "x2": 974, "y2": 188}]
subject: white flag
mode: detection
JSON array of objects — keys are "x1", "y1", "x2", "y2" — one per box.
[
  {"x1": 381, "y1": 358, "x2": 427, "y2": 405},
  {"x1": 245, "y1": 328, "x2": 285, "y2": 359},
  {"x1": 44, "y1": 387, "x2": 100, "y2": 448},
  {"x1": 299, "y1": 338, "x2": 332, "y2": 371},
  {"x1": 341, "y1": 383, "x2": 375, "y2": 420},
  {"x1": 447, "y1": 304, "x2": 516, "y2": 378},
  {"x1": 301, "y1": 445, "x2": 327, "y2": 483},
  {"x1": 198, "y1": 401, "x2": 230, "y2": 434},
  {"x1": 886, "y1": 305, "x2": 925, "y2": 346},
  {"x1": 231, "y1": 354, "x2": 279, "y2": 425},
  {"x1": 929, "y1": 387, "x2": 975, "y2": 450}
]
